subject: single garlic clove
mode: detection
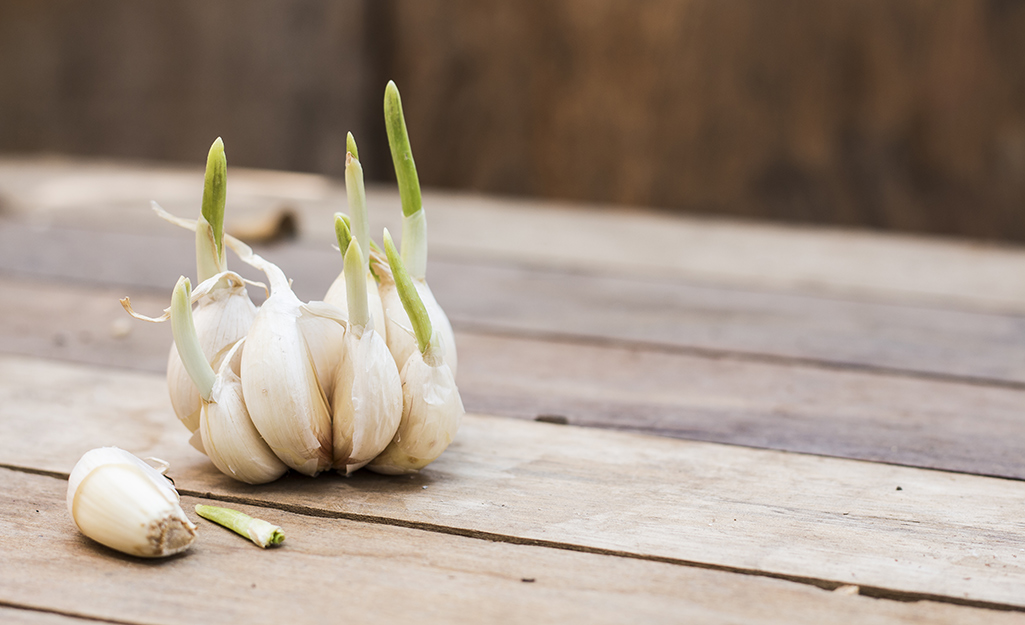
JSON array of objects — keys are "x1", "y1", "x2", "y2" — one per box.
[
  {"x1": 67, "y1": 447, "x2": 196, "y2": 558},
  {"x1": 167, "y1": 274, "x2": 258, "y2": 435},
  {"x1": 332, "y1": 327, "x2": 403, "y2": 473},
  {"x1": 368, "y1": 353, "x2": 463, "y2": 475},
  {"x1": 199, "y1": 339, "x2": 288, "y2": 485}
]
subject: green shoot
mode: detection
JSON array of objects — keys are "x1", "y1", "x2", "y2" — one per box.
[
  {"x1": 383, "y1": 228, "x2": 433, "y2": 356},
  {"x1": 170, "y1": 276, "x2": 214, "y2": 401},
  {"x1": 384, "y1": 81, "x2": 422, "y2": 218},
  {"x1": 195, "y1": 504, "x2": 284, "y2": 548},
  {"x1": 334, "y1": 213, "x2": 352, "y2": 255},
  {"x1": 344, "y1": 238, "x2": 369, "y2": 330},
  {"x1": 346, "y1": 131, "x2": 359, "y2": 161}
]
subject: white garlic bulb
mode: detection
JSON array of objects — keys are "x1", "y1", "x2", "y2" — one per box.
[{"x1": 67, "y1": 447, "x2": 196, "y2": 558}]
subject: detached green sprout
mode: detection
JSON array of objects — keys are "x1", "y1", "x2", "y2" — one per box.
[{"x1": 195, "y1": 504, "x2": 284, "y2": 548}]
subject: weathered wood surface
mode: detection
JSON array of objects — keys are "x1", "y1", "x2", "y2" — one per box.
[
  {"x1": 7, "y1": 471, "x2": 1023, "y2": 625},
  {"x1": 3, "y1": 356, "x2": 1025, "y2": 611},
  {"x1": 6, "y1": 219, "x2": 1025, "y2": 388},
  {"x1": 9, "y1": 157, "x2": 1025, "y2": 312},
  {"x1": 5, "y1": 276, "x2": 1025, "y2": 481}
]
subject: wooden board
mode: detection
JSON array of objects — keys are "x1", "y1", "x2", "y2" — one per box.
[
  {"x1": 5, "y1": 221, "x2": 1025, "y2": 386},
  {"x1": 8, "y1": 469, "x2": 1024, "y2": 625},
  {"x1": 5, "y1": 276, "x2": 1025, "y2": 480},
  {"x1": 8, "y1": 157, "x2": 1025, "y2": 313},
  {"x1": 3, "y1": 357, "x2": 1025, "y2": 611}
]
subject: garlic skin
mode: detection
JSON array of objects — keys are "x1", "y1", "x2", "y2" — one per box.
[
  {"x1": 67, "y1": 447, "x2": 196, "y2": 558},
  {"x1": 166, "y1": 273, "x2": 257, "y2": 434},
  {"x1": 197, "y1": 338, "x2": 288, "y2": 485},
  {"x1": 228, "y1": 238, "x2": 341, "y2": 476},
  {"x1": 330, "y1": 239, "x2": 402, "y2": 474},
  {"x1": 369, "y1": 347, "x2": 463, "y2": 475}
]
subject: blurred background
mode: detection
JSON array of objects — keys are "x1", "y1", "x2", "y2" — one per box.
[{"x1": 2, "y1": 0, "x2": 1025, "y2": 241}]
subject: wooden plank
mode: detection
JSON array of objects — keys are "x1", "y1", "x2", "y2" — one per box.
[
  {"x1": 5, "y1": 276, "x2": 1025, "y2": 479},
  {"x1": 3, "y1": 357, "x2": 1025, "y2": 609},
  {"x1": 8, "y1": 156, "x2": 1025, "y2": 312},
  {"x1": 6, "y1": 470, "x2": 1022, "y2": 625},
  {"x1": 0, "y1": 607, "x2": 94, "y2": 625},
  {"x1": 5, "y1": 222, "x2": 1025, "y2": 385}
]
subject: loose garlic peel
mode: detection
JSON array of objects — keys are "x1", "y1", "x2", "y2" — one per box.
[{"x1": 67, "y1": 447, "x2": 196, "y2": 558}]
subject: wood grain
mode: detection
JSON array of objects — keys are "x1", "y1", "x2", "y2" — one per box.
[
  {"x1": 4, "y1": 357, "x2": 1025, "y2": 609},
  {"x1": 5, "y1": 276, "x2": 1025, "y2": 479},
  {"x1": 5, "y1": 220, "x2": 1025, "y2": 386},
  {"x1": 7, "y1": 469, "x2": 1023, "y2": 625},
  {"x1": 9, "y1": 157, "x2": 1025, "y2": 313}
]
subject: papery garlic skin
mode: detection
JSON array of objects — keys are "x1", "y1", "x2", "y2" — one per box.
[
  {"x1": 332, "y1": 326, "x2": 402, "y2": 473},
  {"x1": 368, "y1": 351, "x2": 463, "y2": 475},
  {"x1": 230, "y1": 241, "x2": 341, "y2": 477},
  {"x1": 67, "y1": 447, "x2": 196, "y2": 558},
  {"x1": 199, "y1": 339, "x2": 288, "y2": 485},
  {"x1": 167, "y1": 275, "x2": 257, "y2": 434}
]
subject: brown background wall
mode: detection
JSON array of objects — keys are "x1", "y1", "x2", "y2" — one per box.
[{"x1": 3, "y1": 1, "x2": 1025, "y2": 240}]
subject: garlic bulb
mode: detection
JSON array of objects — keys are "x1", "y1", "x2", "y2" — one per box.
[
  {"x1": 324, "y1": 134, "x2": 387, "y2": 337},
  {"x1": 331, "y1": 212, "x2": 402, "y2": 474},
  {"x1": 67, "y1": 447, "x2": 197, "y2": 558},
  {"x1": 169, "y1": 276, "x2": 287, "y2": 484},
  {"x1": 381, "y1": 81, "x2": 457, "y2": 376},
  {"x1": 369, "y1": 229, "x2": 463, "y2": 475},
  {"x1": 227, "y1": 237, "x2": 344, "y2": 476}
]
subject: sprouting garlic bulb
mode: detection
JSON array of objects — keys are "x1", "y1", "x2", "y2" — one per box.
[
  {"x1": 169, "y1": 276, "x2": 287, "y2": 485},
  {"x1": 380, "y1": 81, "x2": 457, "y2": 377},
  {"x1": 331, "y1": 232, "x2": 402, "y2": 474},
  {"x1": 67, "y1": 447, "x2": 197, "y2": 558},
  {"x1": 227, "y1": 236, "x2": 343, "y2": 476},
  {"x1": 369, "y1": 230, "x2": 463, "y2": 475}
]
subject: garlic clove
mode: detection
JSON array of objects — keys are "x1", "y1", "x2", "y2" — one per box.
[
  {"x1": 332, "y1": 321, "x2": 403, "y2": 473},
  {"x1": 166, "y1": 274, "x2": 257, "y2": 434},
  {"x1": 234, "y1": 248, "x2": 339, "y2": 477},
  {"x1": 67, "y1": 447, "x2": 196, "y2": 558},
  {"x1": 368, "y1": 229, "x2": 463, "y2": 475},
  {"x1": 368, "y1": 353, "x2": 463, "y2": 475},
  {"x1": 199, "y1": 338, "x2": 288, "y2": 485}
]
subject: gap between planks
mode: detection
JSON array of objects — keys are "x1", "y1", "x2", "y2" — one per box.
[
  {"x1": 5, "y1": 466, "x2": 1025, "y2": 621},
  {"x1": 3, "y1": 358, "x2": 1025, "y2": 610},
  {"x1": 4, "y1": 277, "x2": 1025, "y2": 480},
  {"x1": 9, "y1": 472, "x2": 1025, "y2": 625}
]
